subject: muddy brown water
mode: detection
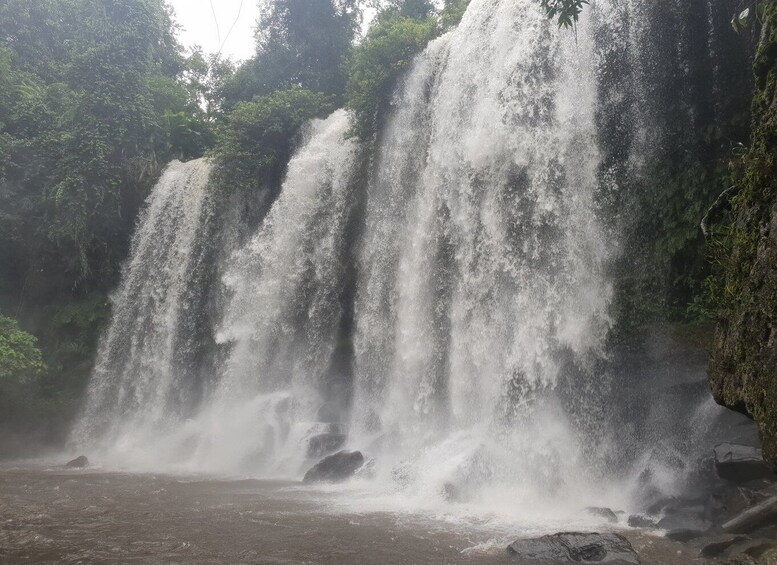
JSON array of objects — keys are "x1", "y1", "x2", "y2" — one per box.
[{"x1": 0, "y1": 468, "x2": 699, "y2": 564}]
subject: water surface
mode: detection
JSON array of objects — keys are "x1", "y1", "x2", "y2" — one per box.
[{"x1": 0, "y1": 468, "x2": 695, "y2": 564}]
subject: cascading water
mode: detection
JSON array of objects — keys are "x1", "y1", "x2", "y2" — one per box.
[
  {"x1": 74, "y1": 110, "x2": 361, "y2": 474},
  {"x1": 177, "y1": 109, "x2": 360, "y2": 475},
  {"x1": 73, "y1": 159, "x2": 216, "y2": 448},
  {"x1": 348, "y1": 0, "x2": 615, "y2": 519},
  {"x1": 71, "y1": 0, "x2": 756, "y2": 530}
]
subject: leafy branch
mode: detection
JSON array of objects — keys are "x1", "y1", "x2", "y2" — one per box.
[{"x1": 538, "y1": 0, "x2": 589, "y2": 28}]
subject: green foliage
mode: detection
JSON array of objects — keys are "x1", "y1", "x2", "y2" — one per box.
[
  {"x1": 221, "y1": 0, "x2": 359, "y2": 108},
  {"x1": 0, "y1": 0, "x2": 211, "y2": 285},
  {"x1": 345, "y1": 11, "x2": 439, "y2": 138},
  {"x1": 441, "y1": 0, "x2": 472, "y2": 29},
  {"x1": 0, "y1": 314, "x2": 45, "y2": 383},
  {"x1": 539, "y1": 0, "x2": 589, "y2": 28},
  {"x1": 212, "y1": 88, "x2": 334, "y2": 191}
]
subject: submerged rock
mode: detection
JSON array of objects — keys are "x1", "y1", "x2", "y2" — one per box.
[
  {"x1": 303, "y1": 450, "x2": 364, "y2": 483},
  {"x1": 506, "y1": 532, "x2": 639, "y2": 563},
  {"x1": 306, "y1": 433, "x2": 346, "y2": 458},
  {"x1": 65, "y1": 455, "x2": 89, "y2": 468},
  {"x1": 714, "y1": 443, "x2": 774, "y2": 483}
]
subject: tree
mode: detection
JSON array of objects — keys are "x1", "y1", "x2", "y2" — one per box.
[
  {"x1": 221, "y1": 0, "x2": 360, "y2": 108},
  {"x1": 212, "y1": 87, "x2": 334, "y2": 192},
  {"x1": 345, "y1": 8, "x2": 439, "y2": 138},
  {"x1": 0, "y1": 314, "x2": 45, "y2": 383}
]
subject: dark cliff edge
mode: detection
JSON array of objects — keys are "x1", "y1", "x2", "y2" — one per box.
[{"x1": 710, "y1": 1, "x2": 777, "y2": 467}]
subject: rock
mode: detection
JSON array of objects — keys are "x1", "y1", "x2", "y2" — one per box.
[
  {"x1": 306, "y1": 433, "x2": 346, "y2": 458},
  {"x1": 628, "y1": 515, "x2": 658, "y2": 528},
  {"x1": 714, "y1": 443, "x2": 774, "y2": 483},
  {"x1": 65, "y1": 455, "x2": 89, "y2": 468},
  {"x1": 303, "y1": 450, "x2": 364, "y2": 483},
  {"x1": 506, "y1": 532, "x2": 640, "y2": 563},
  {"x1": 699, "y1": 535, "x2": 750, "y2": 558},
  {"x1": 584, "y1": 507, "x2": 618, "y2": 523},
  {"x1": 723, "y1": 495, "x2": 777, "y2": 533},
  {"x1": 658, "y1": 508, "x2": 712, "y2": 538}
]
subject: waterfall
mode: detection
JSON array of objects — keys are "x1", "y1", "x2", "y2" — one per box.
[
  {"x1": 70, "y1": 0, "x2": 752, "y2": 526},
  {"x1": 349, "y1": 0, "x2": 614, "y2": 516},
  {"x1": 73, "y1": 158, "x2": 218, "y2": 448},
  {"x1": 73, "y1": 111, "x2": 360, "y2": 473},
  {"x1": 180, "y1": 109, "x2": 360, "y2": 475}
]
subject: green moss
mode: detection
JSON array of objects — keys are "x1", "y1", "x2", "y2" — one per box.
[{"x1": 709, "y1": 1, "x2": 777, "y2": 466}]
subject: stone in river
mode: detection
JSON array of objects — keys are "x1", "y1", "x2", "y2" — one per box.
[
  {"x1": 303, "y1": 450, "x2": 364, "y2": 483},
  {"x1": 65, "y1": 455, "x2": 89, "y2": 468},
  {"x1": 507, "y1": 532, "x2": 640, "y2": 563}
]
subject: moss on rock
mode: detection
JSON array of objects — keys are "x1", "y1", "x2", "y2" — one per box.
[{"x1": 709, "y1": 1, "x2": 777, "y2": 466}]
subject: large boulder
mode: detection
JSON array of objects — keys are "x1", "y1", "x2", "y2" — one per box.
[
  {"x1": 714, "y1": 443, "x2": 774, "y2": 482},
  {"x1": 507, "y1": 532, "x2": 640, "y2": 563},
  {"x1": 303, "y1": 450, "x2": 364, "y2": 483},
  {"x1": 65, "y1": 455, "x2": 89, "y2": 468}
]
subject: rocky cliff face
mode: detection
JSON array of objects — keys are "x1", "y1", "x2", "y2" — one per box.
[{"x1": 710, "y1": 2, "x2": 777, "y2": 467}]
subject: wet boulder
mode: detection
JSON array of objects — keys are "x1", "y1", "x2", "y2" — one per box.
[
  {"x1": 628, "y1": 515, "x2": 658, "y2": 529},
  {"x1": 714, "y1": 443, "x2": 774, "y2": 482},
  {"x1": 65, "y1": 455, "x2": 89, "y2": 468},
  {"x1": 303, "y1": 450, "x2": 364, "y2": 483},
  {"x1": 306, "y1": 433, "x2": 346, "y2": 458},
  {"x1": 507, "y1": 532, "x2": 640, "y2": 563}
]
